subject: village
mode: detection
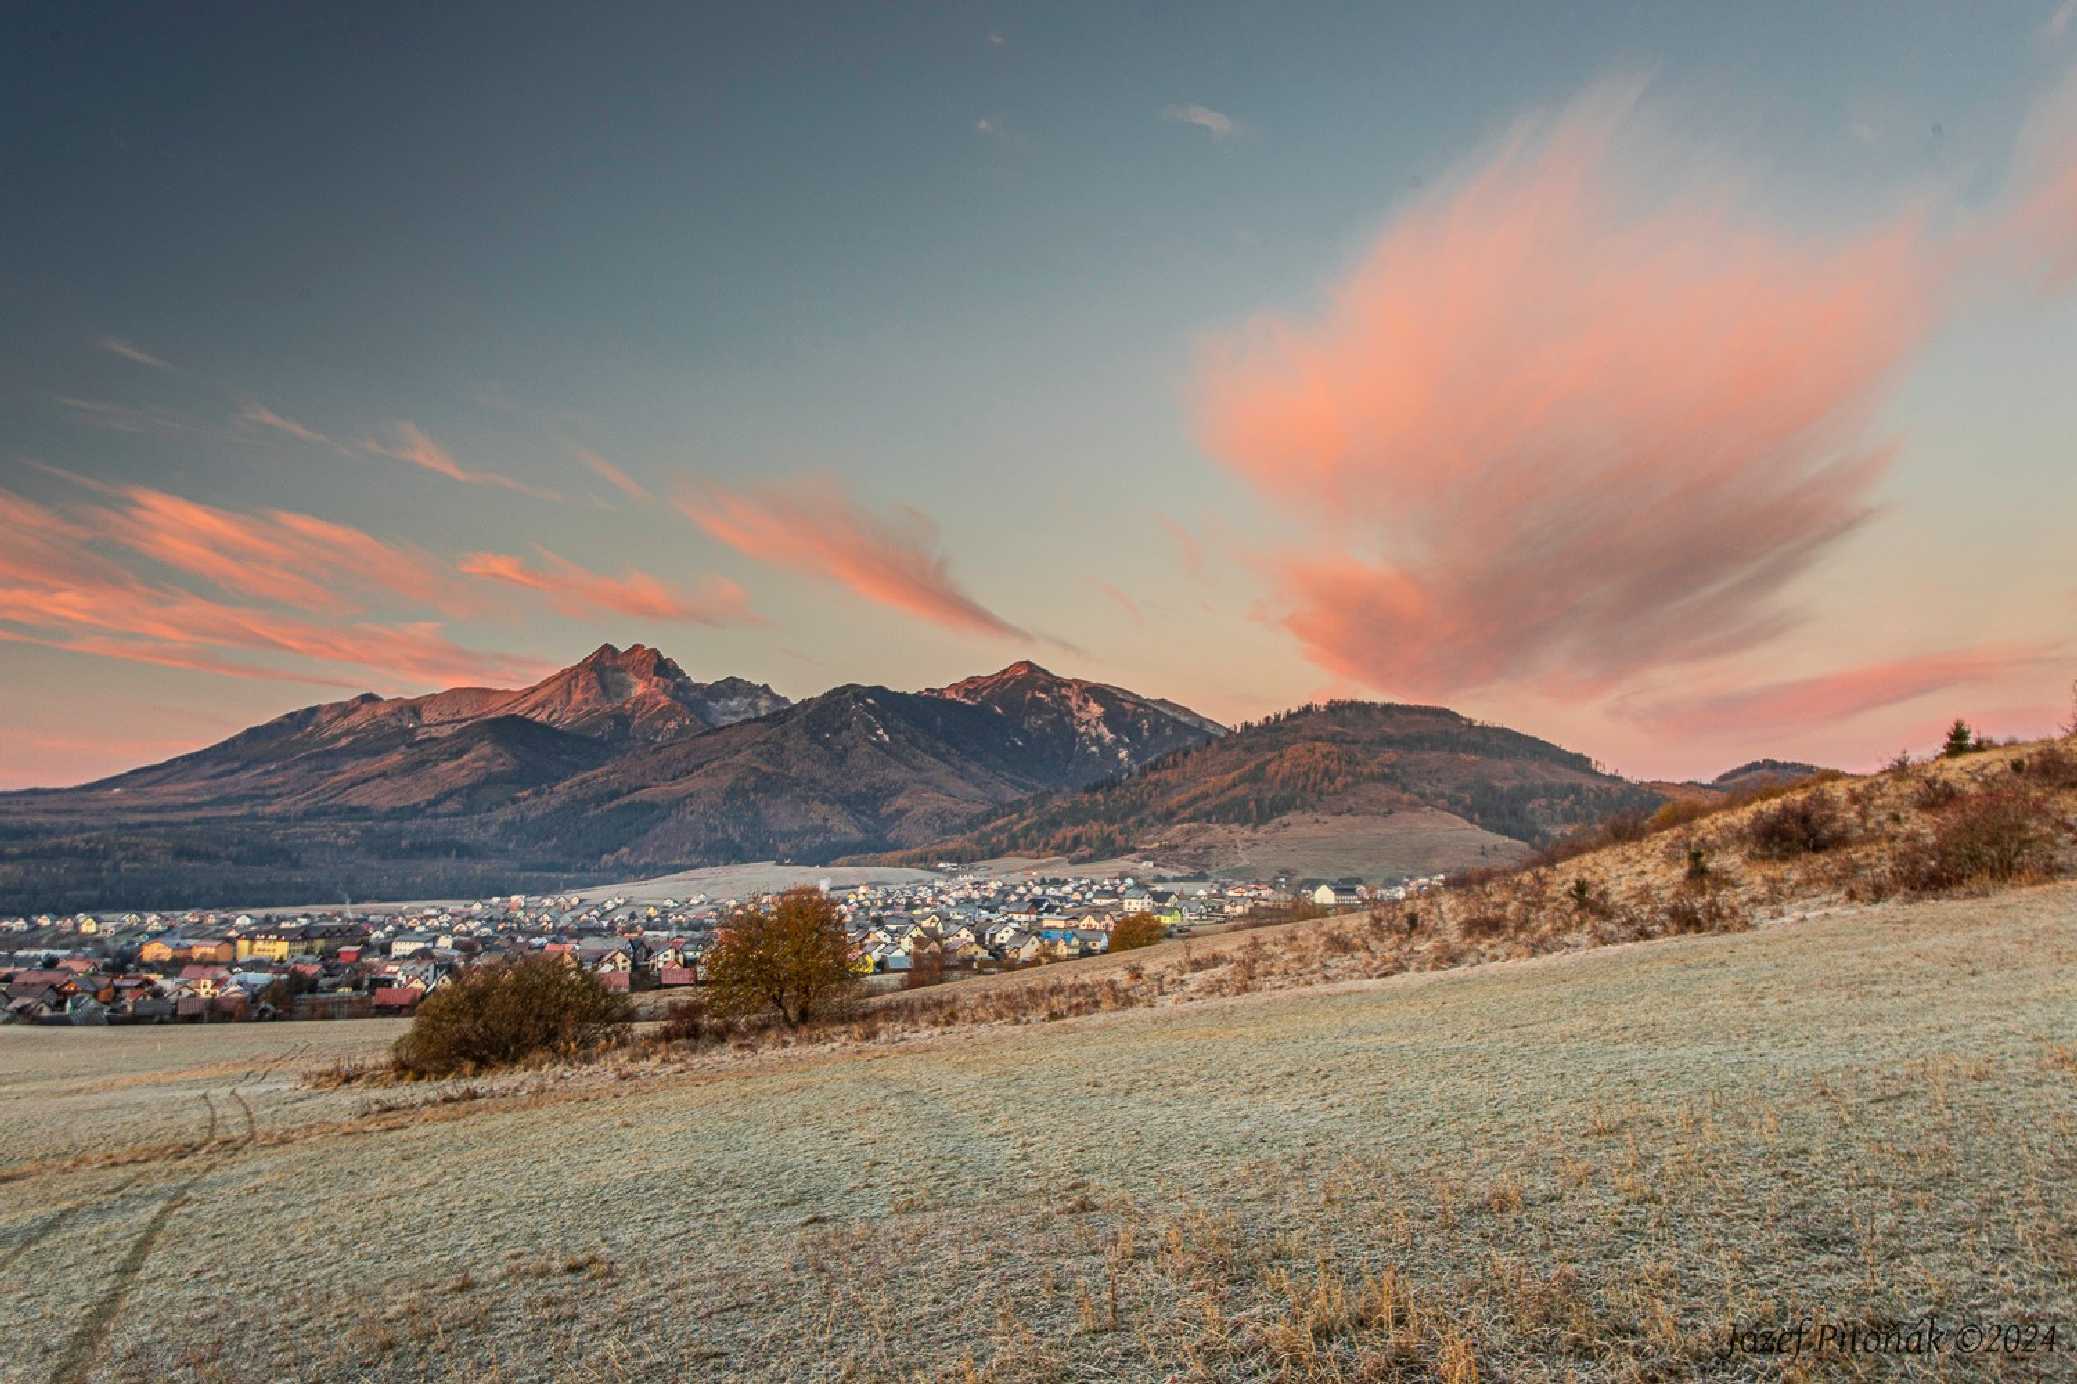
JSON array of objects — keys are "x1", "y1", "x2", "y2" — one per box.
[{"x1": 0, "y1": 869, "x2": 1444, "y2": 1026}]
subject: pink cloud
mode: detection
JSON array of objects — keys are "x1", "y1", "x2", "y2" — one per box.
[
  {"x1": 575, "y1": 447, "x2": 652, "y2": 503},
  {"x1": 72, "y1": 486, "x2": 449, "y2": 614},
  {"x1": 237, "y1": 401, "x2": 333, "y2": 447},
  {"x1": 1095, "y1": 579, "x2": 1145, "y2": 626},
  {"x1": 459, "y1": 549, "x2": 759, "y2": 626},
  {"x1": 1193, "y1": 78, "x2": 2077, "y2": 704},
  {"x1": 0, "y1": 484, "x2": 548, "y2": 690},
  {"x1": 1156, "y1": 514, "x2": 1208, "y2": 583},
  {"x1": 99, "y1": 337, "x2": 173, "y2": 369},
  {"x1": 365, "y1": 422, "x2": 562, "y2": 502},
  {"x1": 680, "y1": 478, "x2": 1030, "y2": 641},
  {"x1": 2001, "y1": 67, "x2": 2077, "y2": 287},
  {"x1": 1625, "y1": 644, "x2": 2062, "y2": 739}
]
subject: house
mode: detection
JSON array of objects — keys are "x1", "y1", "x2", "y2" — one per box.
[
  {"x1": 176, "y1": 965, "x2": 232, "y2": 997},
  {"x1": 1312, "y1": 884, "x2": 1364, "y2": 909},
  {"x1": 371, "y1": 986, "x2": 422, "y2": 1015}
]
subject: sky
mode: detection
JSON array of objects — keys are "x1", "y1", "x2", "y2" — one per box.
[{"x1": 4, "y1": 1, "x2": 2076, "y2": 788}]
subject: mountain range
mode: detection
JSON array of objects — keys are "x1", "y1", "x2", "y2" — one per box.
[
  {"x1": 0, "y1": 644, "x2": 1707, "y2": 913},
  {"x1": 0, "y1": 648, "x2": 1229, "y2": 911}
]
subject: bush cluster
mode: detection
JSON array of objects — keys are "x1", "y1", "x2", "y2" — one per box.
[
  {"x1": 1896, "y1": 790, "x2": 2060, "y2": 893},
  {"x1": 1744, "y1": 792, "x2": 1849, "y2": 860},
  {"x1": 393, "y1": 954, "x2": 632, "y2": 1077}
]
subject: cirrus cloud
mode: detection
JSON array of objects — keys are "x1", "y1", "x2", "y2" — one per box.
[
  {"x1": 0, "y1": 485, "x2": 545, "y2": 689},
  {"x1": 1162, "y1": 103, "x2": 1236, "y2": 139},
  {"x1": 364, "y1": 422, "x2": 562, "y2": 502},
  {"x1": 574, "y1": 447, "x2": 653, "y2": 503},
  {"x1": 679, "y1": 478, "x2": 1031, "y2": 642},
  {"x1": 1623, "y1": 643, "x2": 2064, "y2": 740},
  {"x1": 459, "y1": 549, "x2": 758, "y2": 626}
]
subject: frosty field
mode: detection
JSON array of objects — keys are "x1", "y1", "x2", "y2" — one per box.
[{"x1": 4, "y1": 884, "x2": 2074, "y2": 1382}]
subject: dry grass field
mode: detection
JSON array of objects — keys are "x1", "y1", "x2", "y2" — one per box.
[{"x1": 4, "y1": 871, "x2": 2074, "y2": 1381}]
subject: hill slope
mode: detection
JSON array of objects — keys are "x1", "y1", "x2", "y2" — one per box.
[
  {"x1": 884, "y1": 699, "x2": 1662, "y2": 875},
  {"x1": 8, "y1": 881, "x2": 2070, "y2": 1381}
]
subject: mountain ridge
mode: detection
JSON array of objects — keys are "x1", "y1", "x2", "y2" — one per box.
[
  {"x1": 0, "y1": 650, "x2": 1228, "y2": 910},
  {"x1": 872, "y1": 699, "x2": 1665, "y2": 877}
]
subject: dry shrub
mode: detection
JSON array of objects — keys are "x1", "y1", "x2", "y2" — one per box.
[
  {"x1": 901, "y1": 947, "x2": 948, "y2": 990},
  {"x1": 392, "y1": 954, "x2": 631, "y2": 1077},
  {"x1": 306, "y1": 1057, "x2": 381, "y2": 1090},
  {"x1": 1656, "y1": 892, "x2": 1749, "y2": 936},
  {"x1": 2012, "y1": 744, "x2": 2077, "y2": 790},
  {"x1": 1912, "y1": 775, "x2": 1964, "y2": 813},
  {"x1": 1458, "y1": 912, "x2": 1509, "y2": 942},
  {"x1": 1645, "y1": 797, "x2": 1717, "y2": 834},
  {"x1": 659, "y1": 997, "x2": 712, "y2": 1045},
  {"x1": 1744, "y1": 791, "x2": 1849, "y2": 860},
  {"x1": 1895, "y1": 789, "x2": 2061, "y2": 893}
]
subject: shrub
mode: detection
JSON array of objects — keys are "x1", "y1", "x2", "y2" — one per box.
[
  {"x1": 1657, "y1": 892, "x2": 1748, "y2": 935},
  {"x1": 660, "y1": 997, "x2": 711, "y2": 1045},
  {"x1": 1646, "y1": 798, "x2": 1716, "y2": 834},
  {"x1": 1744, "y1": 792, "x2": 1848, "y2": 860},
  {"x1": 1896, "y1": 790, "x2": 2060, "y2": 893},
  {"x1": 1912, "y1": 776, "x2": 1963, "y2": 813},
  {"x1": 393, "y1": 954, "x2": 632, "y2": 1077},
  {"x1": 1107, "y1": 912, "x2": 1166, "y2": 952},
  {"x1": 704, "y1": 886, "x2": 861, "y2": 1028},
  {"x1": 2013, "y1": 744, "x2": 2077, "y2": 791},
  {"x1": 1458, "y1": 913, "x2": 1508, "y2": 941},
  {"x1": 901, "y1": 945, "x2": 949, "y2": 990},
  {"x1": 1684, "y1": 846, "x2": 1711, "y2": 885}
]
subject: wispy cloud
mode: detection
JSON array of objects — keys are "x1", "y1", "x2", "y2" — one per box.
[
  {"x1": 54, "y1": 395, "x2": 194, "y2": 435},
  {"x1": 681, "y1": 478, "x2": 1030, "y2": 641},
  {"x1": 1198, "y1": 75, "x2": 2077, "y2": 708},
  {"x1": 53, "y1": 482, "x2": 449, "y2": 614},
  {"x1": 459, "y1": 549, "x2": 758, "y2": 625},
  {"x1": 0, "y1": 484, "x2": 542, "y2": 689},
  {"x1": 99, "y1": 337, "x2": 173, "y2": 370},
  {"x1": 1162, "y1": 103, "x2": 1236, "y2": 139},
  {"x1": 1626, "y1": 644, "x2": 2061, "y2": 739},
  {"x1": 2047, "y1": 1, "x2": 2075, "y2": 41},
  {"x1": 574, "y1": 447, "x2": 652, "y2": 503},
  {"x1": 1094, "y1": 579, "x2": 1145, "y2": 627},
  {"x1": 237, "y1": 401, "x2": 334, "y2": 447},
  {"x1": 364, "y1": 422, "x2": 562, "y2": 502},
  {"x1": 1155, "y1": 514, "x2": 1207, "y2": 583}
]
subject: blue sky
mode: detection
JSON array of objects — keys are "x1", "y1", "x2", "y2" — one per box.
[{"x1": 4, "y1": 1, "x2": 2075, "y2": 786}]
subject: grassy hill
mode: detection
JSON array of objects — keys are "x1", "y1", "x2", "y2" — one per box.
[{"x1": 7, "y1": 890, "x2": 2072, "y2": 1380}]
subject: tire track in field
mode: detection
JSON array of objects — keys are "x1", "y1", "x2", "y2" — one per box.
[
  {"x1": 0, "y1": 1095, "x2": 217, "y2": 1276},
  {"x1": 43, "y1": 1041, "x2": 309, "y2": 1384}
]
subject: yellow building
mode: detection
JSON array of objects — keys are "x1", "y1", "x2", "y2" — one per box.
[{"x1": 235, "y1": 933, "x2": 296, "y2": 962}]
